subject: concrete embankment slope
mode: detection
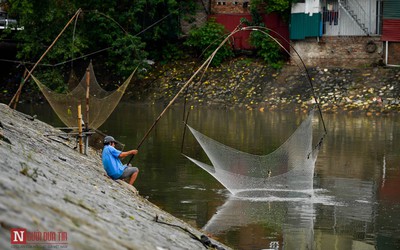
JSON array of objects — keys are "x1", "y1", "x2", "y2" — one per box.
[{"x1": 0, "y1": 103, "x2": 229, "y2": 250}]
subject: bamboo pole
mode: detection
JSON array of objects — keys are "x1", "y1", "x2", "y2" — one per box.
[
  {"x1": 13, "y1": 68, "x2": 28, "y2": 109},
  {"x1": 77, "y1": 104, "x2": 83, "y2": 154},
  {"x1": 85, "y1": 67, "x2": 90, "y2": 129},
  {"x1": 127, "y1": 25, "x2": 327, "y2": 164},
  {"x1": 9, "y1": 8, "x2": 82, "y2": 108},
  {"x1": 84, "y1": 67, "x2": 90, "y2": 155},
  {"x1": 127, "y1": 27, "x2": 240, "y2": 165}
]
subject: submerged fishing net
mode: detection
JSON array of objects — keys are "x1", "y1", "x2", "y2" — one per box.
[
  {"x1": 32, "y1": 62, "x2": 135, "y2": 129},
  {"x1": 184, "y1": 109, "x2": 319, "y2": 195}
]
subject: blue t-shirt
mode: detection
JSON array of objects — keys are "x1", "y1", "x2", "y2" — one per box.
[{"x1": 102, "y1": 145, "x2": 126, "y2": 179}]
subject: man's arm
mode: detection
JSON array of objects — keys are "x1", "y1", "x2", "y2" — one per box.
[{"x1": 119, "y1": 149, "x2": 138, "y2": 159}]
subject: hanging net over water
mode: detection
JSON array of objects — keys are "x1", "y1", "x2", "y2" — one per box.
[
  {"x1": 32, "y1": 62, "x2": 135, "y2": 130},
  {"x1": 184, "y1": 109, "x2": 319, "y2": 195},
  {"x1": 174, "y1": 26, "x2": 327, "y2": 196}
]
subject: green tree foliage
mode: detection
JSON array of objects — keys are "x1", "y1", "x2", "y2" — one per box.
[
  {"x1": 251, "y1": 0, "x2": 298, "y2": 14},
  {"x1": 249, "y1": 28, "x2": 284, "y2": 69},
  {"x1": 184, "y1": 18, "x2": 234, "y2": 66},
  {"x1": 240, "y1": 0, "x2": 294, "y2": 68},
  {"x1": 5, "y1": 0, "x2": 196, "y2": 87}
]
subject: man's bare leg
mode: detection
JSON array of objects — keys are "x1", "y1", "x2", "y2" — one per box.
[{"x1": 129, "y1": 171, "x2": 139, "y2": 185}]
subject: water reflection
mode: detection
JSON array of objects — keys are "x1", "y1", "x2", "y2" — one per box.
[
  {"x1": 203, "y1": 193, "x2": 316, "y2": 250},
  {"x1": 204, "y1": 175, "x2": 378, "y2": 250}
]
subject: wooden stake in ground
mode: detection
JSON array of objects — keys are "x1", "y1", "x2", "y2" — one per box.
[
  {"x1": 77, "y1": 104, "x2": 83, "y2": 154},
  {"x1": 84, "y1": 67, "x2": 90, "y2": 155},
  {"x1": 13, "y1": 68, "x2": 28, "y2": 109},
  {"x1": 85, "y1": 66, "x2": 90, "y2": 130},
  {"x1": 8, "y1": 8, "x2": 82, "y2": 108}
]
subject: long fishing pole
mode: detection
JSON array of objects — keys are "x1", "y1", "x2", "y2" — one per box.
[
  {"x1": 8, "y1": 8, "x2": 82, "y2": 108},
  {"x1": 127, "y1": 27, "x2": 240, "y2": 165},
  {"x1": 240, "y1": 26, "x2": 327, "y2": 134},
  {"x1": 131, "y1": 25, "x2": 328, "y2": 164},
  {"x1": 204, "y1": 25, "x2": 327, "y2": 135},
  {"x1": 178, "y1": 25, "x2": 327, "y2": 156}
]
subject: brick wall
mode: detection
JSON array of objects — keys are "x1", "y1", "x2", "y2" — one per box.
[
  {"x1": 290, "y1": 36, "x2": 383, "y2": 67},
  {"x1": 211, "y1": 0, "x2": 250, "y2": 14}
]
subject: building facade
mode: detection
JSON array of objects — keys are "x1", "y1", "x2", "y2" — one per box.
[
  {"x1": 290, "y1": 0, "x2": 387, "y2": 67},
  {"x1": 184, "y1": 0, "x2": 398, "y2": 67},
  {"x1": 208, "y1": 0, "x2": 290, "y2": 51},
  {"x1": 381, "y1": 0, "x2": 400, "y2": 66}
]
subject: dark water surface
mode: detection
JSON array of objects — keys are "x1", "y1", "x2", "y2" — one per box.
[{"x1": 18, "y1": 102, "x2": 400, "y2": 250}]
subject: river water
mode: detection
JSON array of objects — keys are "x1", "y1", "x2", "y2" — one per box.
[{"x1": 18, "y1": 102, "x2": 400, "y2": 250}]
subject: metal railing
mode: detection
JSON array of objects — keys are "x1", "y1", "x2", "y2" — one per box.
[{"x1": 339, "y1": 0, "x2": 369, "y2": 34}]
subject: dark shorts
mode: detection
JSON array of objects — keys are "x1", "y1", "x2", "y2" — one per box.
[{"x1": 119, "y1": 166, "x2": 139, "y2": 180}]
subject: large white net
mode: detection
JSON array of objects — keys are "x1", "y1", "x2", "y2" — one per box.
[{"x1": 184, "y1": 109, "x2": 319, "y2": 195}]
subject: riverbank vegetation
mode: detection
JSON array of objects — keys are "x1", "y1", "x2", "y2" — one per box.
[
  {"x1": 1, "y1": 0, "x2": 293, "y2": 94},
  {"x1": 2, "y1": 0, "x2": 399, "y2": 116}
]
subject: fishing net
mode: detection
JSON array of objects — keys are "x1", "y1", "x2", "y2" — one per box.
[
  {"x1": 32, "y1": 62, "x2": 135, "y2": 130},
  {"x1": 184, "y1": 109, "x2": 319, "y2": 195},
  {"x1": 175, "y1": 26, "x2": 326, "y2": 196}
]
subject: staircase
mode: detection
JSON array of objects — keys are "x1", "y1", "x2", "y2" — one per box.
[{"x1": 339, "y1": 0, "x2": 369, "y2": 35}]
